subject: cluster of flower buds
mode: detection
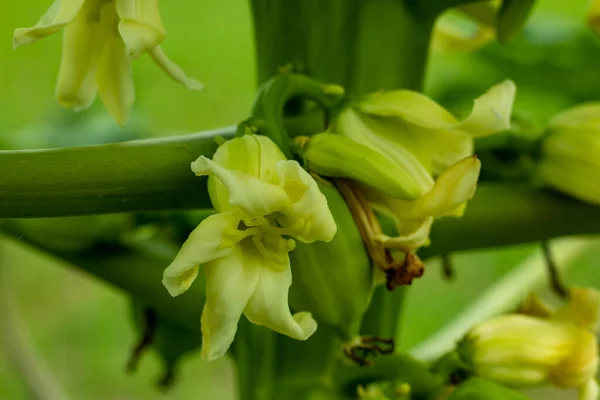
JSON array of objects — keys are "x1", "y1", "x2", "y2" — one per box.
[
  {"x1": 458, "y1": 287, "x2": 600, "y2": 400},
  {"x1": 296, "y1": 80, "x2": 515, "y2": 288}
]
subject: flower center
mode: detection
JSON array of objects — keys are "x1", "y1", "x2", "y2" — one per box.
[{"x1": 235, "y1": 214, "x2": 300, "y2": 268}]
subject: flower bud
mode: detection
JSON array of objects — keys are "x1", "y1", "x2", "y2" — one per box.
[
  {"x1": 288, "y1": 183, "x2": 374, "y2": 339},
  {"x1": 458, "y1": 315, "x2": 598, "y2": 394},
  {"x1": 537, "y1": 103, "x2": 600, "y2": 205},
  {"x1": 201, "y1": 134, "x2": 287, "y2": 212},
  {"x1": 295, "y1": 133, "x2": 429, "y2": 200}
]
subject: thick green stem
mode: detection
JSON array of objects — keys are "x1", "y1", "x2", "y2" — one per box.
[
  {"x1": 0, "y1": 127, "x2": 234, "y2": 218},
  {"x1": 250, "y1": 0, "x2": 434, "y2": 93}
]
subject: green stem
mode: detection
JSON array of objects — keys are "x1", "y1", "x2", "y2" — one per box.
[
  {"x1": 0, "y1": 127, "x2": 234, "y2": 218},
  {"x1": 250, "y1": 0, "x2": 434, "y2": 93}
]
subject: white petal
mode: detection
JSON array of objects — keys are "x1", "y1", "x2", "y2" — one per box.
[
  {"x1": 276, "y1": 160, "x2": 337, "y2": 243},
  {"x1": 55, "y1": 0, "x2": 116, "y2": 111},
  {"x1": 96, "y1": 21, "x2": 134, "y2": 126},
  {"x1": 201, "y1": 242, "x2": 260, "y2": 361},
  {"x1": 13, "y1": 0, "x2": 85, "y2": 48},
  {"x1": 149, "y1": 46, "x2": 203, "y2": 90},
  {"x1": 192, "y1": 156, "x2": 290, "y2": 217},
  {"x1": 162, "y1": 210, "x2": 242, "y2": 297},
  {"x1": 115, "y1": 0, "x2": 166, "y2": 58},
  {"x1": 243, "y1": 246, "x2": 317, "y2": 341}
]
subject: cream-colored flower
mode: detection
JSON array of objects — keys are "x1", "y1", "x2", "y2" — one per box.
[
  {"x1": 329, "y1": 80, "x2": 515, "y2": 252},
  {"x1": 162, "y1": 135, "x2": 336, "y2": 361},
  {"x1": 14, "y1": 0, "x2": 201, "y2": 126}
]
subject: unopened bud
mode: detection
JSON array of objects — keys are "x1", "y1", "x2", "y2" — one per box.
[
  {"x1": 458, "y1": 315, "x2": 598, "y2": 393},
  {"x1": 295, "y1": 133, "x2": 428, "y2": 200}
]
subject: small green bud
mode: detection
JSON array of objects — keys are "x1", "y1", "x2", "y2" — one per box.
[
  {"x1": 448, "y1": 378, "x2": 528, "y2": 400},
  {"x1": 295, "y1": 133, "x2": 427, "y2": 200}
]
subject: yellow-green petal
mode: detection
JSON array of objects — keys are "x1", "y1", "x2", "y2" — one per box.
[
  {"x1": 374, "y1": 217, "x2": 433, "y2": 252},
  {"x1": 115, "y1": 0, "x2": 166, "y2": 58},
  {"x1": 276, "y1": 160, "x2": 337, "y2": 243},
  {"x1": 13, "y1": 0, "x2": 86, "y2": 48},
  {"x1": 357, "y1": 80, "x2": 515, "y2": 138},
  {"x1": 405, "y1": 156, "x2": 481, "y2": 219},
  {"x1": 192, "y1": 156, "x2": 290, "y2": 217},
  {"x1": 149, "y1": 46, "x2": 203, "y2": 90},
  {"x1": 243, "y1": 246, "x2": 317, "y2": 341},
  {"x1": 201, "y1": 242, "x2": 260, "y2": 361},
  {"x1": 162, "y1": 210, "x2": 242, "y2": 297},
  {"x1": 548, "y1": 102, "x2": 600, "y2": 131},
  {"x1": 373, "y1": 156, "x2": 481, "y2": 220},
  {"x1": 97, "y1": 12, "x2": 134, "y2": 126},
  {"x1": 55, "y1": 0, "x2": 115, "y2": 111}
]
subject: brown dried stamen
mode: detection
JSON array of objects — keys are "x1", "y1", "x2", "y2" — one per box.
[{"x1": 334, "y1": 178, "x2": 425, "y2": 290}]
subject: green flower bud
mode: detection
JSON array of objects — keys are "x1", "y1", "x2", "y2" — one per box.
[
  {"x1": 448, "y1": 378, "x2": 528, "y2": 400},
  {"x1": 295, "y1": 133, "x2": 428, "y2": 200},
  {"x1": 458, "y1": 314, "x2": 599, "y2": 397},
  {"x1": 537, "y1": 103, "x2": 600, "y2": 206},
  {"x1": 289, "y1": 183, "x2": 374, "y2": 339}
]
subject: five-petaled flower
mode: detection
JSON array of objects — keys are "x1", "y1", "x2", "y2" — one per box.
[
  {"x1": 162, "y1": 134, "x2": 336, "y2": 361},
  {"x1": 14, "y1": 0, "x2": 202, "y2": 126}
]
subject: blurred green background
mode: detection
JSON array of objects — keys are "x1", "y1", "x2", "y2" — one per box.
[{"x1": 1, "y1": 0, "x2": 600, "y2": 399}]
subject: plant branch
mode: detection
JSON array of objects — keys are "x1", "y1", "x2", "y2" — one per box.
[{"x1": 0, "y1": 127, "x2": 235, "y2": 218}]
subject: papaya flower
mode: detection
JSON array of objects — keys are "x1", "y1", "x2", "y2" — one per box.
[
  {"x1": 162, "y1": 134, "x2": 336, "y2": 361},
  {"x1": 14, "y1": 0, "x2": 202, "y2": 126},
  {"x1": 325, "y1": 80, "x2": 515, "y2": 252}
]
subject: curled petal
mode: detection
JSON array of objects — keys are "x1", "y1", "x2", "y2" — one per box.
[
  {"x1": 149, "y1": 46, "x2": 203, "y2": 90},
  {"x1": 162, "y1": 210, "x2": 241, "y2": 297},
  {"x1": 97, "y1": 20, "x2": 134, "y2": 126},
  {"x1": 357, "y1": 80, "x2": 516, "y2": 137},
  {"x1": 192, "y1": 156, "x2": 290, "y2": 217},
  {"x1": 372, "y1": 156, "x2": 480, "y2": 221},
  {"x1": 55, "y1": 0, "x2": 117, "y2": 111},
  {"x1": 115, "y1": 0, "x2": 166, "y2": 58},
  {"x1": 375, "y1": 217, "x2": 433, "y2": 252},
  {"x1": 13, "y1": 0, "x2": 85, "y2": 48},
  {"x1": 276, "y1": 160, "x2": 337, "y2": 243},
  {"x1": 243, "y1": 246, "x2": 317, "y2": 341},
  {"x1": 406, "y1": 156, "x2": 481, "y2": 218},
  {"x1": 201, "y1": 242, "x2": 260, "y2": 361}
]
